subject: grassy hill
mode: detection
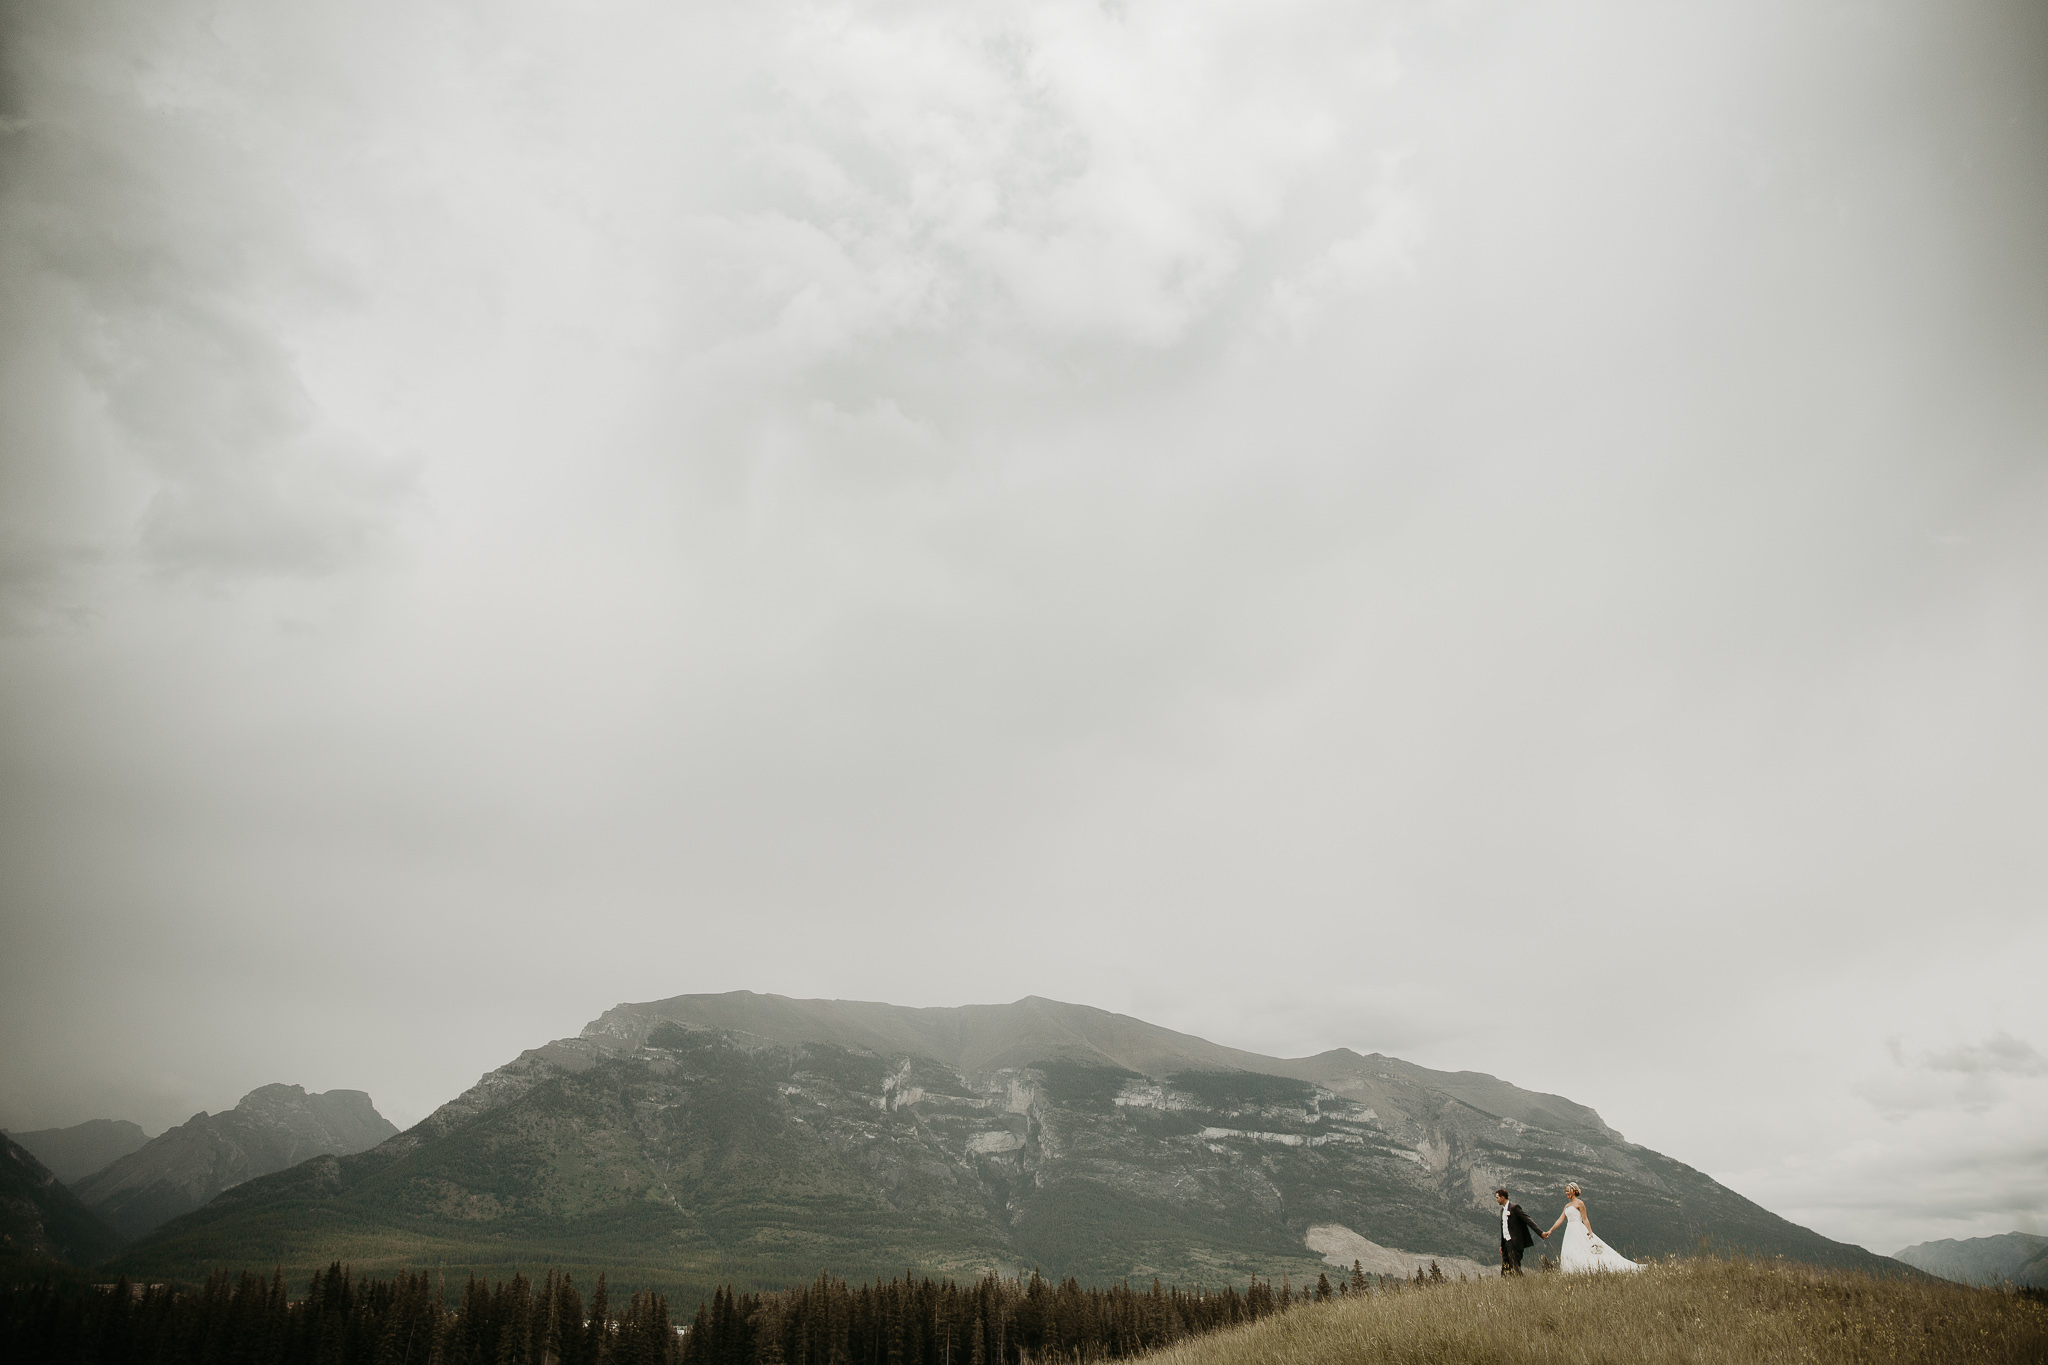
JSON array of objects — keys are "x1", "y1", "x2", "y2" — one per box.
[{"x1": 1144, "y1": 1258, "x2": 2046, "y2": 1365}]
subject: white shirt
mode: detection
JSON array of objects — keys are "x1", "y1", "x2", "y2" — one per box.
[{"x1": 1501, "y1": 1203, "x2": 1512, "y2": 1239}]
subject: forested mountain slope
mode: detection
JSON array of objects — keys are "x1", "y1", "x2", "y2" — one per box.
[{"x1": 0, "y1": 1135, "x2": 123, "y2": 1269}]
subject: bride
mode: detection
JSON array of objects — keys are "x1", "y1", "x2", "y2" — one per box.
[{"x1": 1542, "y1": 1182, "x2": 1644, "y2": 1274}]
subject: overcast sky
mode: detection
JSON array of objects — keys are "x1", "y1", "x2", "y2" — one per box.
[{"x1": 3, "y1": 0, "x2": 2045, "y2": 1258}]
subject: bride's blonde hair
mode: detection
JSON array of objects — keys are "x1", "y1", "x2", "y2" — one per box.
[{"x1": 1565, "y1": 1182, "x2": 1582, "y2": 1197}]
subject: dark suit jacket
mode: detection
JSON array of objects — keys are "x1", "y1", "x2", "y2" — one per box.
[{"x1": 1501, "y1": 1203, "x2": 1542, "y2": 1248}]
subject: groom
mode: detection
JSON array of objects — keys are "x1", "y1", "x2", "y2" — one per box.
[{"x1": 1495, "y1": 1187, "x2": 1546, "y2": 1275}]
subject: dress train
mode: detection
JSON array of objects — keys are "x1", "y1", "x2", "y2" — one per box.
[{"x1": 1557, "y1": 1204, "x2": 1642, "y2": 1274}]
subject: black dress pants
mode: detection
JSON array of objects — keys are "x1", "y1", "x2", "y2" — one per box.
[{"x1": 1501, "y1": 1238, "x2": 1526, "y2": 1274}]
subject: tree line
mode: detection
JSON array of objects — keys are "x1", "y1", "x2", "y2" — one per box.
[{"x1": 0, "y1": 1258, "x2": 1448, "y2": 1365}]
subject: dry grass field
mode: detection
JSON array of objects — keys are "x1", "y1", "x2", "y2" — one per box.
[{"x1": 1139, "y1": 1258, "x2": 2048, "y2": 1365}]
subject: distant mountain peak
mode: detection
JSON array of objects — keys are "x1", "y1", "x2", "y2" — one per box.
[
  {"x1": 241, "y1": 1083, "x2": 310, "y2": 1104},
  {"x1": 5, "y1": 1119, "x2": 149, "y2": 1186},
  {"x1": 1893, "y1": 1231, "x2": 2048, "y2": 1287},
  {"x1": 71, "y1": 1084, "x2": 398, "y2": 1243}
]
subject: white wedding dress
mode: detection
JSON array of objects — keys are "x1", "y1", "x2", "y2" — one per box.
[{"x1": 1558, "y1": 1204, "x2": 1642, "y2": 1274}]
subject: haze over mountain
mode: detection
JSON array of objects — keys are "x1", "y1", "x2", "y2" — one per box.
[
  {"x1": 117, "y1": 993, "x2": 1901, "y2": 1294},
  {"x1": 73, "y1": 1084, "x2": 397, "y2": 1242},
  {"x1": 1893, "y1": 1232, "x2": 2048, "y2": 1288},
  {"x1": 5, "y1": 1119, "x2": 150, "y2": 1186},
  {"x1": 0, "y1": 1134, "x2": 122, "y2": 1269}
]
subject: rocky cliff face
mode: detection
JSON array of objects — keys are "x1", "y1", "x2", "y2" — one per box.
[
  {"x1": 112, "y1": 993, "x2": 1900, "y2": 1293},
  {"x1": 72, "y1": 1084, "x2": 398, "y2": 1241},
  {"x1": 0, "y1": 1134, "x2": 123, "y2": 1268},
  {"x1": 5, "y1": 1119, "x2": 150, "y2": 1185}
]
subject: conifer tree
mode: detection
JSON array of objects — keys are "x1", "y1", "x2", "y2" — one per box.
[
  {"x1": 588, "y1": 1274, "x2": 611, "y2": 1365},
  {"x1": 0, "y1": 1256, "x2": 1361, "y2": 1365}
]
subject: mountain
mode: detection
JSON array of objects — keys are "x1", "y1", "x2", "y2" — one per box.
[
  {"x1": 72, "y1": 1084, "x2": 399, "y2": 1242},
  {"x1": 1893, "y1": 1231, "x2": 2048, "y2": 1287},
  {"x1": 5, "y1": 1119, "x2": 150, "y2": 1185},
  {"x1": 112, "y1": 993, "x2": 1904, "y2": 1296},
  {"x1": 1, "y1": 1133, "x2": 124, "y2": 1269}
]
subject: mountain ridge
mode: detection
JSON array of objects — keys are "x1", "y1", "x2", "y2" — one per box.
[
  {"x1": 111, "y1": 992, "x2": 1903, "y2": 1296},
  {"x1": 579, "y1": 994, "x2": 1619, "y2": 1140},
  {"x1": 5, "y1": 1119, "x2": 150, "y2": 1186},
  {"x1": 1893, "y1": 1231, "x2": 2048, "y2": 1287},
  {"x1": 74, "y1": 1083, "x2": 398, "y2": 1242}
]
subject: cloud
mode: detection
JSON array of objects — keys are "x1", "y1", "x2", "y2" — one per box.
[
  {"x1": 1853, "y1": 1032, "x2": 2048, "y2": 1122},
  {"x1": 747, "y1": 0, "x2": 1392, "y2": 350},
  {"x1": 1714, "y1": 1023, "x2": 2048, "y2": 1252},
  {"x1": 1858, "y1": 1032, "x2": 2048, "y2": 1117},
  {"x1": 0, "y1": 1, "x2": 416, "y2": 604},
  {"x1": 1263, "y1": 150, "x2": 1424, "y2": 334},
  {"x1": 83, "y1": 293, "x2": 419, "y2": 580},
  {"x1": 1917, "y1": 1034, "x2": 2047, "y2": 1078}
]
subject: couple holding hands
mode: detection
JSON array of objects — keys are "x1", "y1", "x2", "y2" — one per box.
[{"x1": 1495, "y1": 1182, "x2": 1644, "y2": 1275}]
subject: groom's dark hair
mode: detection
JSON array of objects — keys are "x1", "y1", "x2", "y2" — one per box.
[{"x1": 1494, "y1": 1187, "x2": 1509, "y2": 1197}]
